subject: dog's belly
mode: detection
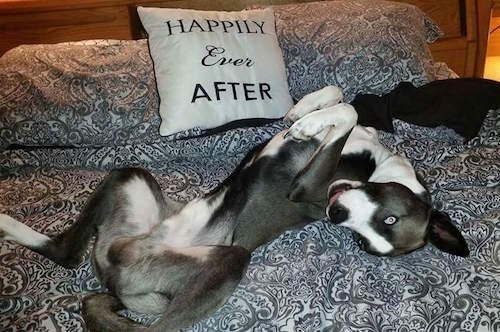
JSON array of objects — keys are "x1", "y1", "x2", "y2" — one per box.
[
  {"x1": 95, "y1": 195, "x2": 234, "y2": 287},
  {"x1": 93, "y1": 178, "x2": 233, "y2": 283},
  {"x1": 159, "y1": 191, "x2": 234, "y2": 247}
]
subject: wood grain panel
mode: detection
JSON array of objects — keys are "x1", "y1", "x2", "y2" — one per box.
[
  {"x1": 1, "y1": 6, "x2": 127, "y2": 30},
  {"x1": 0, "y1": 6, "x2": 132, "y2": 53},
  {"x1": 432, "y1": 49, "x2": 467, "y2": 76},
  {"x1": 0, "y1": 0, "x2": 132, "y2": 13},
  {"x1": 430, "y1": 38, "x2": 468, "y2": 76},
  {"x1": 0, "y1": 0, "x2": 488, "y2": 77},
  {"x1": 397, "y1": 0, "x2": 463, "y2": 38}
]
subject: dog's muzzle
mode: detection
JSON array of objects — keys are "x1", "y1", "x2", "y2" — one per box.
[
  {"x1": 327, "y1": 204, "x2": 349, "y2": 224},
  {"x1": 326, "y1": 181, "x2": 353, "y2": 224}
]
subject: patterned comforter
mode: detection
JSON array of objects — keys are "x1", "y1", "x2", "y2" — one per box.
[{"x1": 0, "y1": 110, "x2": 498, "y2": 331}]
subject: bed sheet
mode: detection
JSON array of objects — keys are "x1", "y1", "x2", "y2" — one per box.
[{"x1": 0, "y1": 110, "x2": 498, "y2": 331}]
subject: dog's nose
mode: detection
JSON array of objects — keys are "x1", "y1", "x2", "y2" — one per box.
[{"x1": 327, "y1": 205, "x2": 348, "y2": 224}]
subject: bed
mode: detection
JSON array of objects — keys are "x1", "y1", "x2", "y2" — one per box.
[{"x1": 0, "y1": 0, "x2": 499, "y2": 331}]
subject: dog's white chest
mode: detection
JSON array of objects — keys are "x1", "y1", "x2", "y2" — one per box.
[
  {"x1": 341, "y1": 126, "x2": 387, "y2": 161},
  {"x1": 159, "y1": 189, "x2": 232, "y2": 247}
]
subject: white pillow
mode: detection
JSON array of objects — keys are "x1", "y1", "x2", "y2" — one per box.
[{"x1": 138, "y1": 6, "x2": 293, "y2": 136}]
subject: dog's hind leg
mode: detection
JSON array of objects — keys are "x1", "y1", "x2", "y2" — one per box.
[
  {"x1": 82, "y1": 293, "x2": 145, "y2": 332},
  {"x1": 149, "y1": 245, "x2": 250, "y2": 332},
  {"x1": 286, "y1": 103, "x2": 358, "y2": 202},
  {"x1": 0, "y1": 167, "x2": 169, "y2": 268},
  {"x1": 83, "y1": 245, "x2": 250, "y2": 332}
]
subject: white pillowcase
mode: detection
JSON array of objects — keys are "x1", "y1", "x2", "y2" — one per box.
[{"x1": 138, "y1": 6, "x2": 293, "y2": 136}]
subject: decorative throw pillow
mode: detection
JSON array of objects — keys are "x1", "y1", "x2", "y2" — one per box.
[{"x1": 137, "y1": 7, "x2": 293, "y2": 136}]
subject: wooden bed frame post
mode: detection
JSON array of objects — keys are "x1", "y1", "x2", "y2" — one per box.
[{"x1": 475, "y1": 0, "x2": 493, "y2": 77}]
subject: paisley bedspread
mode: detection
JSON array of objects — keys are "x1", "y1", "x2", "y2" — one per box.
[{"x1": 0, "y1": 110, "x2": 498, "y2": 331}]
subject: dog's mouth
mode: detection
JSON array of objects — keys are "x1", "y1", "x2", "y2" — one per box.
[
  {"x1": 326, "y1": 182, "x2": 353, "y2": 224},
  {"x1": 328, "y1": 182, "x2": 353, "y2": 205},
  {"x1": 326, "y1": 180, "x2": 364, "y2": 224}
]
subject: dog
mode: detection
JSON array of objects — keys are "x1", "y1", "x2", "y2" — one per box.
[{"x1": 0, "y1": 86, "x2": 469, "y2": 331}]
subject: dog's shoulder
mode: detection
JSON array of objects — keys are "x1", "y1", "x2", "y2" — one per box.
[{"x1": 342, "y1": 126, "x2": 386, "y2": 160}]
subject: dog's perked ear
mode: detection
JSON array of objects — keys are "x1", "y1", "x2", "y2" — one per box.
[{"x1": 427, "y1": 210, "x2": 469, "y2": 257}]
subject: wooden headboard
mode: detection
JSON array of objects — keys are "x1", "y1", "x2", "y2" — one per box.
[{"x1": 0, "y1": 0, "x2": 491, "y2": 77}]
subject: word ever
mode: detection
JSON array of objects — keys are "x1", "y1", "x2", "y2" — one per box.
[
  {"x1": 191, "y1": 82, "x2": 271, "y2": 103},
  {"x1": 163, "y1": 19, "x2": 265, "y2": 36},
  {"x1": 202, "y1": 45, "x2": 254, "y2": 67}
]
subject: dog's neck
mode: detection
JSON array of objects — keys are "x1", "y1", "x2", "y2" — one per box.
[{"x1": 343, "y1": 126, "x2": 427, "y2": 197}]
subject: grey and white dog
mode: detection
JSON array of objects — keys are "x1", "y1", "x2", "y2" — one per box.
[{"x1": 0, "y1": 86, "x2": 469, "y2": 331}]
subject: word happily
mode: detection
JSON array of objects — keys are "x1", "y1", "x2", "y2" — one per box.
[
  {"x1": 191, "y1": 82, "x2": 271, "y2": 103},
  {"x1": 163, "y1": 19, "x2": 266, "y2": 36}
]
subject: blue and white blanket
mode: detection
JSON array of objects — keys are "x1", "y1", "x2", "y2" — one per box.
[{"x1": 0, "y1": 109, "x2": 498, "y2": 331}]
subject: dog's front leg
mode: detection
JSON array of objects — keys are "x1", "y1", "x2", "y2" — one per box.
[
  {"x1": 286, "y1": 103, "x2": 358, "y2": 202},
  {"x1": 285, "y1": 86, "x2": 343, "y2": 122}
]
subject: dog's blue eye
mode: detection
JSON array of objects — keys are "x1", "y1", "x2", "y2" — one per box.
[{"x1": 384, "y1": 216, "x2": 398, "y2": 225}]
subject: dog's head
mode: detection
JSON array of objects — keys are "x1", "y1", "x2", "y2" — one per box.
[{"x1": 326, "y1": 179, "x2": 469, "y2": 257}]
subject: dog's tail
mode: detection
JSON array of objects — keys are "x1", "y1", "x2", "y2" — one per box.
[
  {"x1": 0, "y1": 168, "x2": 158, "y2": 268},
  {"x1": 82, "y1": 293, "x2": 146, "y2": 332}
]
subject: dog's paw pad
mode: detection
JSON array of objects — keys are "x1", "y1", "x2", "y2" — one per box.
[
  {"x1": 285, "y1": 86, "x2": 344, "y2": 122},
  {"x1": 286, "y1": 115, "x2": 326, "y2": 141},
  {"x1": 285, "y1": 104, "x2": 311, "y2": 122}
]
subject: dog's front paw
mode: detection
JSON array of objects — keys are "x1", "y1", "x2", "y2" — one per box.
[
  {"x1": 329, "y1": 103, "x2": 358, "y2": 134},
  {"x1": 285, "y1": 102, "x2": 314, "y2": 123},
  {"x1": 285, "y1": 102, "x2": 357, "y2": 142},
  {"x1": 285, "y1": 86, "x2": 343, "y2": 122},
  {"x1": 286, "y1": 112, "x2": 327, "y2": 141}
]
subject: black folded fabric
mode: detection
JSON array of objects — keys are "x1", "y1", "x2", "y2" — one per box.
[
  {"x1": 350, "y1": 92, "x2": 393, "y2": 132},
  {"x1": 351, "y1": 78, "x2": 500, "y2": 140}
]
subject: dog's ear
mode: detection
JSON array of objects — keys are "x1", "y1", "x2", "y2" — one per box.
[{"x1": 427, "y1": 210, "x2": 469, "y2": 257}]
